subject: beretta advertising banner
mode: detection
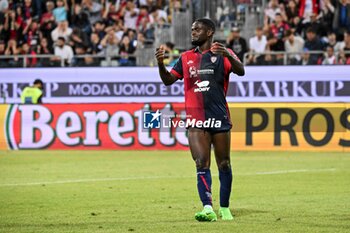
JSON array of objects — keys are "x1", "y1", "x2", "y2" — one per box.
[{"x1": 0, "y1": 103, "x2": 349, "y2": 151}]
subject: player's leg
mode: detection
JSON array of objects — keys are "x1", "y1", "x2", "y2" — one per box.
[
  {"x1": 188, "y1": 128, "x2": 217, "y2": 222},
  {"x1": 212, "y1": 130, "x2": 234, "y2": 220}
]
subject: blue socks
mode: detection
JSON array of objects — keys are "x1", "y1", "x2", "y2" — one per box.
[
  {"x1": 196, "y1": 168, "x2": 233, "y2": 207},
  {"x1": 219, "y1": 168, "x2": 232, "y2": 207},
  {"x1": 197, "y1": 168, "x2": 212, "y2": 206}
]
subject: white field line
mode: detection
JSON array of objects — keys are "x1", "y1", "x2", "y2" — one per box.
[{"x1": 0, "y1": 168, "x2": 336, "y2": 187}]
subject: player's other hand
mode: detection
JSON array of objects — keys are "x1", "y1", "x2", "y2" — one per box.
[
  {"x1": 155, "y1": 46, "x2": 165, "y2": 65},
  {"x1": 210, "y1": 42, "x2": 229, "y2": 57}
]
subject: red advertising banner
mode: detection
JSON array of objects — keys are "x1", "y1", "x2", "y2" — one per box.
[
  {"x1": 8, "y1": 103, "x2": 188, "y2": 150},
  {"x1": 1, "y1": 103, "x2": 349, "y2": 151}
]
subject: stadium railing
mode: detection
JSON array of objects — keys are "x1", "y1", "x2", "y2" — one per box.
[
  {"x1": 1, "y1": 51, "x2": 349, "y2": 68},
  {"x1": 0, "y1": 54, "x2": 139, "y2": 68},
  {"x1": 242, "y1": 51, "x2": 350, "y2": 65}
]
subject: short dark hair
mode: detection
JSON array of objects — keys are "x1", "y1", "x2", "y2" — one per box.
[
  {"x1": 275, "y1": 13, "x2": 282, "y2": 17},
  {"x1": 285, "y1": 29, "x2": 293, "y2": 37},
  {"x1": 306, "y1": 27, "x2": 316, "y2": 34},
  {"x1": 195, "y1": 18, "x2": 216, "y2": 33},
  {"x1": 57, "y1": 36, "x2": 65, "y2": 42},
  {"x1": 34, "y1": 79, "x2": 43, "y2": 86}
]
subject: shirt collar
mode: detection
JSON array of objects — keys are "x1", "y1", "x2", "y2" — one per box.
[{"x1": 194, "y1": 46, "x2": 211, "y2": 54}]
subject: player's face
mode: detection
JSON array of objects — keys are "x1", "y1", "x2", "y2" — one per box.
[{"x1": 191, "y1": 22, "x2": 209, "y2": 46}]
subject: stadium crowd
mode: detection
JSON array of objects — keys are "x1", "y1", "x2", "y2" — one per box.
[
  {"x1": 0, "y1": 0, "x2": 349, "y2": 67},
  {"x1": 232, "y1": 0, "x2": 350, "y2": 65},
  {"x1": 0, "y1": 0, "x2": 186, "y2": 67}
]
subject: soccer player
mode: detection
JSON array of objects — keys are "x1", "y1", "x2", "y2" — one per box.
[{"x1": 155, "y1": 18, "x2": 245, "y2": 222}]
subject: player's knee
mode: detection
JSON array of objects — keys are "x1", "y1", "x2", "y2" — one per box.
[
  {"x1": 218, "y1": 160, "x2": 231, "y2": 172},
  {"x1": 195, "y1": 158, "x2": 210, "y2": 169}
]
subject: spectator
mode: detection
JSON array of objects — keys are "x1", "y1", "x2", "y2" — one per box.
[
  {"x1": 218, "y1": 7, "x2": 235, "y2": 34},
  {"x1": 53, "y1": 0, "x2": 68, "y2": 23},
  {"x1": 270, "y1": 13, "x2": 290, "y2": 39},
  {"x1": 72, "y1": 45, "x2": 87, "y2": 66},
  {"x1": 38, "y1": 37, "x2": 53, "y2": 55},
  {"x1": 322, "y1": 45, "x2": 337, "y2": 64},
  {"x1": 342, "y1": 29, "x2": 350, "y2": 58},
  {"x1": 299, "y1": 0, "x2": 320, "y2": 22},
  {"x1": 303, "y1": 13, "x2": 326, "y2": 37},
  {"x1": 100, "y1": 29, "x2": 120, "y2": 57},
  {"x1": 92, "y1": 20, "x2": 106, "y2": 41},
  {"x1": 5, "y1": 39, "x2": 21, "y2": 67},
  {"x1": 149, "y1": 6, "x2": 168, "y2": 25},
  {"x1": 51, "y1": 20, "x2": 72, "y2": 42},
  {"x1": 23, "y1": 0, "x2": 36, "y2": 20},
  {"x1": 40, "y1": 1, "x2": 56, "y2": 44},
  {"x1": 111, "y1": 20, "x2": 125, "y2": 41},
  {"x1": 285, "y1": 29, "x2": 305, "y2": 65},
  {"x1": 0, "y1": 12, "x2": 6, "y2": 41},
  {"x1": 119, "y1": 34, "x2": 136, "y2": 66},
  {"x1": 226, "y1": 27, "x2": 248, "y2": 62},
  {"x1": 4, "y1": 39, "x2": 18, "y2": 56},
  {"x1": 285, "y1": 0, "x2": 299, "y2": 24},
  {"x1": 0, "y1": 39, "x2": 6, "y2": 67},
  {"x1": 265, "y1": 12, "x2": 288, "y2": 65},
  {"x1": 264, "y1": 0, "x2": 282, "y2": 25},
  {"x1": 304, "y1": 27, "x2": 324, "y2": 64},
  {"x1": 248, "y1": 26, "x2": 267, "y2": 65},
  {"x1": 82, "y1": 0, "x2": 103, "y2": 25},
  {"x1": 87, "y1": 32, "x2": 103, "y2": 55},
  {"x1": 123, "y1": 0, "x2": 140, "y2": 30},
  {"x1": 161, "y1": 41, "x2": 179, "y2": 66},
  {"x1": 69, "y1": 27, "x2": 89, "y2": 49},
  {"x1": 81, "y1": 56, "x2": 99, "y2": 67},
  {"x1": 37, "y1": 37, "x2": 54, "y2": 67},
  {"x1": 22, "y1": 17, "x2": 40, "y2": 46},
  {"x1": 53, "y1": 36, "x2": 74, "y2": 65},
  {"x1": 4, "y1": 10, "x2": 22, "y2": 42},
  {"x1": 319, "y1": 0, "x2": 335, "y2": 31},
  {"x1": 71, "y1": 3, "x2": 91, "y2": 35},
  {"x1": 332, "y1": 0, "x2": 350, "y2": 36},
  {"x1": 326, "y1": 31, "x2": 344, "y2": 52},
  {"x1": 104, "y1": 2, "x2": 123, "y2": 24},
  {"x1": 20, "y1": 42, "x2": 38, "y2": 67},
  {"x1": 301, "y1": 49, "x2": 313, "y2": 65},
  {"x1": 136, "y1": 5, "x2": 150, "y2": 30},
  {"x1": 337, "y1": 49, "x2": 350, "y2": 64},
  {"x1": 0, "y1": 0, "x2": 8, "y2": 13}
]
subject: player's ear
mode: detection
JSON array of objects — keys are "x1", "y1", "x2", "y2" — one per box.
[{"x1": 207, "y1": 29, "x2": 214, "y2": 37}]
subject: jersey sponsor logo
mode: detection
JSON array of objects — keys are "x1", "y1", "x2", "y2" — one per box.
[
  {"x1": 197, "y1": 69, "x2": 214, "y2": 75},
  {"x1": 189, "y1": 67, "x2": 214, "y2": 79},
  {"x1": 194, "y1": 80, "x2": 210, "y2": 92},
  {"x1": 187, "y1": 60, "x2": 194, "y2": 65},
  {"x1": 211, "y1": 56, "x2": 217, "y2": 63}
]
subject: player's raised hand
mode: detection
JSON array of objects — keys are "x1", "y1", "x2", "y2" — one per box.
[
  {"x1": 155, "y1": 45, "x2": 165, "y2": 65},
  {"x1": 210, "y1": 42, "x2": 230, "y2": 57}
]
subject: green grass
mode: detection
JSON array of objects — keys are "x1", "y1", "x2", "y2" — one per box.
[{"x1": 0, "y1": 151, "x2": 349, "y2": 233}]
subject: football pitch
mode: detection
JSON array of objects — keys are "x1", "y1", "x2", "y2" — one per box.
[{"x1": 0, "y1": 151, "x2": 349, "y2": 233}]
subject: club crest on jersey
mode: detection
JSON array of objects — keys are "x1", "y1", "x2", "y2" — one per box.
[
  {"x1": 189, "y1": 66, "x2": 197, "y2": 78},
  {"x1": 211, "y1": 56, "x2": 217, "y2": 63}
]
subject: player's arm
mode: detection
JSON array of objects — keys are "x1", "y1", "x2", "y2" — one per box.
[
  {"x1": 155, "y1": 46, "x2": 178, "y2": 86},
  {"x1": 211, "y1": 42, "x2": 245, "y2": 76}
]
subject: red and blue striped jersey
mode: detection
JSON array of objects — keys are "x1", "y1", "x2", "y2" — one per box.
[{"x1": 170, "y1": 47, "x2": 239, "y2": 131}]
